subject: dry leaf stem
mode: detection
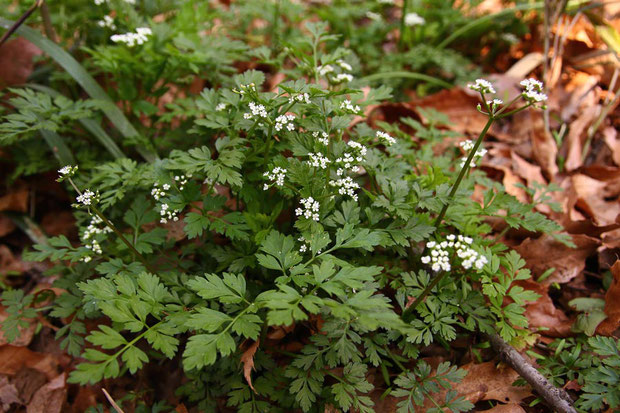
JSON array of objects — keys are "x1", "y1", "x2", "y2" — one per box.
[{"x1": 487, "y1": 333, "x2": 577, "y2": 413}]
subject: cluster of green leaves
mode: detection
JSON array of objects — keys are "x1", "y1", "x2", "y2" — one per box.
[
  {"x1": 524, "y1": 337, "x2": 620, "y2": 412},
  {"x1": 0, "y1": 1, "x2": 603, "y2": 412}
]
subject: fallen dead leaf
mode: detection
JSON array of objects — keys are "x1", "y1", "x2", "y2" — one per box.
[
  {"x1": 513, "y1": 234, "x2": 599, "y2": 285},
  {"x1": 13, "y1": 367, "x2": 47, "y2": 405},
  {"x1": 0, "y1": 245, "x2": 25, "y2": 276},
  {"x1": 0, "y1": 375, "x2": 20, "y2": 411},
  {"x1": 596, "y1": 260, "x2": 620, "y2": 335},
  {"x1": 26, "y1": 373, "x2": 66, "y2": 413},
  {"x1": 0, "y1": 186, "x2": 28, "y2": 213},
  {"x1": 517, "y1": 280, "x2": 573, "y2": 337},
  {"x1": 484, "y1": 403, "x2": 527, "y2": 413},
  {"x1": 240, "y1": 340, "x2": 260, "y2": 392},
  {"x1": 564, "y1": 105, "x2": 600, "y2": 171},
  {"x1": 526, "y1": 110, "x2": 559, "y2": 178},
  {"x1": 0, "y1": 346, "x2": 58, "y2": 380},
  {"x1": 571, "y1": 174, "x2": 620, "y2": 226},
  {"x1": 454, "y1": 361, "x2": 532, "y2": 405},
  {"x1": 602, "y1": 126, "x2": 620, "y2": 166},
  {"x1": 175, "y1": 403, "x2": 189, "y2": 413},
  {"x1": 0, "y1": 214, "x2": 16, "y2": 237},
  {"x1": 0, "y1": 38, "x2": 42, "y2": 88}
]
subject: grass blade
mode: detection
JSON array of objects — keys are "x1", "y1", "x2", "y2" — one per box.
[
  {"x1": 361, "y1": 71, "x2": 453, "y2": 89},
  {"x1": 0, "y1": 18, "x2": 157, "y2": 162},
  {"x1": 39, "y1": 128, "x2": 75, "y2": 166}
]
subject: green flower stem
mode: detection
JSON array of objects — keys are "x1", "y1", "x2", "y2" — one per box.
[
  {"x1": 398, "y1": 0, "x2": 410, "y2": 50},
  {"x1": 402, "y1": 115, "x2": 495, "y2": 321}
]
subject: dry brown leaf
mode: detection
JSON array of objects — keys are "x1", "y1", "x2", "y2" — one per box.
[
  {"x1": 565, "y1": 105, "x2": 600, "y2": 171},
  {"x1": 26, "y1": 373, "x2": 66, "y2": 413},
  {"x1": 455, "y1": 361, "x2": 532, "y2": 405},
  {"x1": 596, "y1": 260, "x2": 620, "y2": 335},
  {"x1": 513, "y1": 234, "x2": 599, "y2": 285},
  {"x1": 0, "y1": 186, "x2": 28, "y2": 213},
  {"x1": 526, "y1": 110, "x2": 559, "y2": 178},
  {"x1": 0, "y1": 38, "x2": 42, "y2": 88},
  {"x1": 175, "y1": 403, "x2": 189, "y2": 413},
  {"x1": 13, "y1": 367, "x2": 47, "y2": 405},
  {"x1": 0, "y1": 346, "x2": 58, "y2": 380},
  {"x1": 572, "y1": 174, "x2": 620, "y2": 226},
  {"x1": 0, "y1": 375, "x2": 20, "y2": 410},
  {"x1": 603, "y1": 127, "x2": 620, "y2": 166},
  {"x1": 0, "y1": 215, "x2": 16, "y2": 238},
  {"x1": 517, "y1": 280, "x2": 573, "y2": 337},
  {"x1": 240, "y1": 340, "x2": 260, "y2": 392},
  {"x1": 484, "y1": 403, "x2": 527, "y2": 413},
  {"x1": 0, "y1": 245, "x2": 25, "y2": 276}
]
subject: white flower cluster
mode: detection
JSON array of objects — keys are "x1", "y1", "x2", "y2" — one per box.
[
  {"x1": 329, "y1": 176, "x2": 360, "y2": 201},
  {"x1": 459, "y1": 140, "x2": 487, "y2": 168},
  {"x1": 58, "y1": 165, "x2": 78, "y2": 181},
  {"x1": 82, "y1": 215, "x2": 112, "y2": 241},
  {"x1": 405, "y1": 12, "x2": 425, "y2": 26},
  {"x1": 520, "y1": 78, "x2": 547, "y2": 103},
  {"x1": 421, "y1": 235, "x2": 488, "y2": 272},
  {"x1": 97, "y1": 15, "x2": 116, "y2": 30},
  {"x1": 295, "y1": 197, "x2": 320, "y2": 221},
  {"x1": 274, "y1": 114, "x2": 295, "y2": 132},
  {"x1": 215, "y1": 103, "x2": 227, "y2": 111},
  {"x1": 263, "y1": 167, "x2": 287, "y2": 190},
  {"x1": 288, "y1": 93, "x2": 311, "y2": 105},
  {"x1": 340, "y1": 100, "x2": 361, "y2": 113},
  {"x1": 160, "y1": 203, "x2": 179, "y2": 224},
  {"x1": 318, "y1": 65, "x2": 334, "y2": 77},
  {"x1": 243, "y1": 102, "x2": 268, "y2": 120},
  {"x1": 76, "y1": 190, "x2": 97, "y2": 206},
  {"x1": 298, "y1": 236, "x2": 309, "y2": 253},
  {"x1": 174, "y1": 174, "x2": 190, "y2": 190},
  {"x1": 111, "y1": 27, "x2": 152, "y2": 47},
  {"x1": 332, "y1": 73, "x2": 354, "y2": 83},
  {"x1": 486, "y1": 98, "x2": 503, "y2": 110},
  {"x1": 376, "y1": 130, "x2": 396, "y2": 145},
  {"x1": 468, "y1": 79, "x2": 496, "y2": 94},
  {"x1": 307, "y1": 153, "x2": 331, "y2": 169},
  {"x1": 334, "y1": 141, "x2": 366, "y2": 176},
  {"x1": 312, "y1": 131, "x2": 330, "y2": 145},
  {"x1": 151, "y1": 182, "x2": 170, "y2": 201},
  {"x1": 366, "y1": 11, "x2": 381, "y2": 20},
  {"x1": 336, "y1": 60, "x2": 352, "y2": 72},
  {"x1": 237, "y1": 83, "x2": 257, "y2": 95}
]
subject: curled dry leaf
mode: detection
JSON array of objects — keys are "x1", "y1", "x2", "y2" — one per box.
[
  {"x1": 513, "y1": 234, "x2": 599, "y2": 285},
  {"x1": 240, "y1": 340, "x2": 260, "y2": 392},
  {"x1": 0, "y1": 186, "x2": 29, "y2": 213},
  {"x1": 484, "y1": 403, "x2": 527, "y2": 413},
  {"x1": 564, "y1": 105, "x2": 600, "y2": 171},
  {"x1": 0, "y1": 376, "x2": 20, "y2": 411},
  {"x1": 26, "y1": 373, "x2": 66, "y2": 413},
  {"x1": 526, "y1": 110, "x2": 559, "y2": 178},
  {"x1": 571, "y1": 173, "x2": 620, "y2": 226},
  {"x1": 596, "y1": 260, "x2": 620, "y2": 335},
  {"x1": 454, "y1": 361, "x2": 532, "y2": 405},
  {"x1": 0, "y1": 38, "x2": 41, "y2": 88}
]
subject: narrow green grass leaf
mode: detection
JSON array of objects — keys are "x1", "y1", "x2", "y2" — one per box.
[{"x1": 361, "y1": 71, "x2": 452, "y2": 89}]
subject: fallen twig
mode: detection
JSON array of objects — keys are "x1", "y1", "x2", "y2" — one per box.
[
  {"x1": 0, "y1": 0, "x2": 44, "y2": 47},
  {"x1": 487, "y1": 333, "x2": 577, "y2": 413}
]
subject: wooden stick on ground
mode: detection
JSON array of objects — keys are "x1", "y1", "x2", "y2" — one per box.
[{"x1": 487, "y1": 333, "x2": 577, "y2": 413}]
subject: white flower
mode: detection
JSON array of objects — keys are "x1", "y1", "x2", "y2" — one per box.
[
  {"x1": 97, "y1": 15, "x2": 116, "y2": 30},
  {"x1": 340, "y1": 100, "x2": 361, "y2": 113},
  {"x1": 520, "y1": 78, "x2": 547, "y2": 103},
  {"x1": 58, "y1": 165, "x2": 78, "y2": 180},
  {"x1": 299, "y1": 244, "x2": 307, "y2": 253},
  {"x1": 159, "y1": 203, "x2": 180, "y2": 223},
  {"x1": 458, "y1": 140, "x2": 487, "y2": 168},
  {"x1": 110, "y1": 27, "x2": 152, "y2": 47},
  {"x1": 318, "y1": 65, "x2": 334, "y2": 77},
  {"x1": 94, "y1": 0, "x2": 106, "y2": 5},
  {"x1": 422, "y1": 234, "x2": 486, "y2": 272},
  {"x1": 329, "y1": 176, "x2": 360, "y2": 201},
  {"x1": 404, "y1": 12, "x2": 425, "y2": 26},
  {"x1": 332, "y1": 73, "x2": 354, "y2": 83},
  {"x1": 244, "y1": 102, "x2": 268, "y2": 120},
  {"x1": 486, "y1": 99, "x2": 503, "y2": 109},
  {"x1": 295, "y1": 197, "x2": 320, "y2": 221},
  {"x1": 378, "y1": 0, "x2": 393, "y2": 3},
  {"x1": 336, "y1": 60, "x2": 353, "y2": 72},
  {"x1": 76, "y1": 190, "x2": 95, "y2": 206},
  {"x1": 376, "y1": 131, "x2": 396, "y2": 145},
  {"x1": 151, "y1": 182, "x2": 167, "y2": 200},
  {"x1": 366, "y1": 11, "x2": 381, "y2": 20},
  {"x1": 263, "y1": 167, "x2": 287, "y2": 189},
  {"x1": 313, "y1": 131, "x2": 330, "y2": 145},
  {"x1": 468, "y1": 79, "x2": 496, "y2": 94},
  {"x1": 347, "y1": 140, "x2": 367, "y2": 157},
  {"x1": 289, "y1": 93, "x2": 311, "y2": 104},
  {"x1": 215, "y1": 103, "x2": 227, "y2": 111},
  {"x1": 307, "y1": 153, "x2": 331, "y2": 169},
  {"x1": 274, "y1": 114, "x2": 295, "y2": 132}
]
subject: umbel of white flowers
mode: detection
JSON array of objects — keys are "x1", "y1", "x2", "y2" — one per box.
[{"x1": 111, "y1": 27, "x2": 152, "y2": 47}]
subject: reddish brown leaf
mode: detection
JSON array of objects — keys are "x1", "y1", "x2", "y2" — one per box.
[
  {"x1": 0, "y1": 375, "x2": 20, "y2": 410},
  {"x1": 513, "y1": 234, "x2": 599, "y2": 285},
  {"x1": 0, "y1": 186, "x2": 28, "y2": 213},
  {"x1": 0, "y1": 215, "x2": 16, "y2": 237},
  {"x1": 564, "y1": 105, "x2": 600, "y2": 171},
  {"x1": 0, "y1": 346, "x2": 58, "y2": 380},
  {"x1": 518, "y1": 280, "x2": 572, "y2": 337},
  {"x1": 527, "y1": 110, "x2": 559, "y2": 179},
  {"x1": 0, "y1": 38, "x2": 41, "y2": 88},
  {"x1": 175, "y1": 403, "x2": 189, "y2": 413},
  {"x1": 484, "y1": 403, "x2": 527, "y2": 413},
  {"x1": 241, "y1": 340, "x2": 260, "y2": 392},
  {"x1": 571, "y1": 174, "x2": 620, "y2": 226},
  {"x1": 454, "y1": 361, "x2": 532, "y2": 405},
  {"x1": 596, "y1": 260, "x2": 620, "y2": 335},
  {"x1": 26, "y1": 373, "x2": 66, "y2": 413}
]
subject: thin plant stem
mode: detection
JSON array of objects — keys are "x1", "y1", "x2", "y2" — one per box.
[
  {"x1": 402, "y1": 115, "x2": 495, "y2": 321},
  {"x1": 398, "y1": 0, "x2": 410, "y2": 50},
  {"x1": 0, "y1": 0, "x2": 43, "y2": 47}
]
